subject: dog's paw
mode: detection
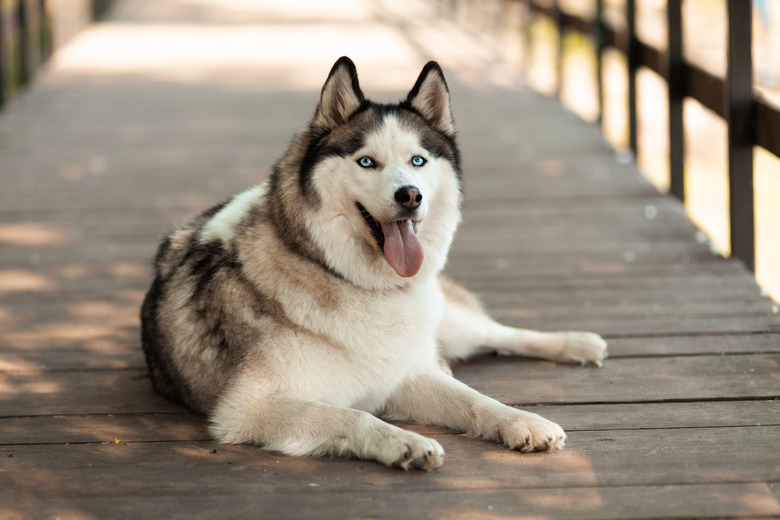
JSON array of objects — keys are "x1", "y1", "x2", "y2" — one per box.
[
  {"x1": 495, "y1": 411, "x2": 566, "y2": 453},
  {"x1": 560, "y1": 332, "x2": 608, "y2": 367},
  {"x1": 377, "y1": 430, "x2": 444, "y2": 471}
]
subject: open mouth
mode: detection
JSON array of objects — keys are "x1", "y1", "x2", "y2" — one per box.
[
  {"x1": 356, "y1": 202, "x2": 385, "y2": 248},
  {"x1": 355, "y1": 202, "x2": 424, "y2": 278}
]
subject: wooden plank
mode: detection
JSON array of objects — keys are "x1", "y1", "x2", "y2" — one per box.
[
  {"x1": 456, "y1": 224, "x2": 707, "y2": 244},
  {"x1": 0, "y1": 249, "x2": 754, "y2": 288},
  {"x1": 1, "y1": 426, "x2": 778, "y2": 493},
  {"x1": 4, "y1": 482, "x2": 780, "y2": 520},
  {"x1": 0, "y1": 350, "x2": 141, "y2": 373},
  {"x1": 457, "y1": 274, "x2": 767, "y2": 300},
  {"x1": 0, "y1": 253, "x2": 745, "y2": 292},
  {"x1": 450, "y1": 258, "x2": 755, "y2": 280},
  {"x1": 480, "y1": 293, "x2": 776, "y2": 316},
  {"x1": 605, "y1": 333, "x2": 780, "y2": 357},
  {"x1": 2, "y1": 355, "x2": 778, "y2": 417},
  {"x1": 0, "y1": 177, "x2": 666, "y2": 211},
  {"x1": 6, "y1": 303, "x2": 762, "y2": 343},
  {"x1": 454, "y1": 354, "x2": 780, "y2": 405},
  {"x1": 1, "y1": 333, "x2": 778, "y2": 375},
  {"x1": 492, "y1": 314, "x2": 780, "y2": 336},
  {"x1": 2, "y1": 213, "x2": 711, "y2": 246},
  {"x1": 0, "y1": 371, "x2": 184, "y2": 416},
  {"x1": 2, "y1": 258, "x2": 743, "y2": 291},
  {"x1": 1, "y1": 272, "x2": 775, "y2": 332},
  {"x1": 1, "y1": 262, "x2": 761, "y2": 307},
  {"x1": 0, "y1": 328, "x2": 778, "y2": 373},
  {"x1": 1, "y1": 238, "x2": 730, "y2": 267},
  {"x1": 0, "y1": 195, "x2": 689, "y2": 227},
  {"x1": 538, "y1": 400, "x2": 780, "y2": 431},
  {"x1": 3, "y1": 295, "x2": 775, "y2": 351},
  {"x1": 2, "y1": 400, "x2": 776, "y2": 445},
  {"x1": 0, "y1": 413, "x2": 207, "y2": 445}
]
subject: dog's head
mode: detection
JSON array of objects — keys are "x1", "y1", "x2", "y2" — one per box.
[{"x1": 273, "y1": 57, "x2": 463, "y2": 289}]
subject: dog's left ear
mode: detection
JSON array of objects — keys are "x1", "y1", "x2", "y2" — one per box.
[
  {"x1": 312, "y1": 56, "x2": 365, "y2": 132},
  {"x1": 406, "y1": 61, "x2": 455, "y2": 137}
]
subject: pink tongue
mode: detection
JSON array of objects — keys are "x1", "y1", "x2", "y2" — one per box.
[{"x1": 381, "y1": 220, "x2": 424, "y2": 277}]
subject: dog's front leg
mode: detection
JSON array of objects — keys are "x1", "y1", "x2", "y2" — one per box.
[
  {"x1": 384, "y1": 368, "x2": 566, "y2": 452},
  {"x1": 209, "y1": 393, "x2": 444, "y2": 470}
]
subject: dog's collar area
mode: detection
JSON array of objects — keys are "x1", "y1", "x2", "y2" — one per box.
[{"x1": 356, "y1": 202, "x2": 385, "y2": 249}]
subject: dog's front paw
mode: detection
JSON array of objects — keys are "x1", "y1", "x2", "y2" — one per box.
[
  {"x1": 496, "y1": 410, "x2": 566, "y2": 453},
  {"x1": 377, "y1": 430, "x2": 444, "y2": 471},
  {"x1": 560, "y1": 332, "x2": 607, "y2": 367}
]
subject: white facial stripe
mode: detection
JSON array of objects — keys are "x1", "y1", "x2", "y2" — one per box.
[
  {"x1": 367, "y1": 115, "x2": 424, "y2": 163},
  {"x1": 200, "y1": 184, "x2": 266, "y2": 244}
]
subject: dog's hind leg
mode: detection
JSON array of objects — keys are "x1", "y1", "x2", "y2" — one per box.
[
  {"x1": 437, "y1": 275, "x2": 607, "y2": 366},
  {"x1": 208, "y1": 383, "x2": 444, "y2": 470}
]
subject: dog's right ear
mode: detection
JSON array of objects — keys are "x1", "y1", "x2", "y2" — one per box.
[
  {"x1": 406, "y1": 61, "x2": 455, "y2": 137},
  {"x1": 311, "y1": 57, "x2": 365, "y2": 132}
]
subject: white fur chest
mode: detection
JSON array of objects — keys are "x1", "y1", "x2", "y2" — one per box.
[{"x1": 270, "y1": 274, "x2": 445, "y2": 413}]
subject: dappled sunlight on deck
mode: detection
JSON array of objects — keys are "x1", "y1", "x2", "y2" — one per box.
[
  {"x1": 0, "y1": 224, "x2": 69, "y2": 247},
  {"x1": 0, "y1": 270, "x2": 58, "y2": 294},
  {"x1": 706, "y1": 482, "x2": 780, "y2": 516}
]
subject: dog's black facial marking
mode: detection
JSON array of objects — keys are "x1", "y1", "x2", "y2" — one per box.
[
  {"x1": 419, "y1": 131, "x2": 461, "y2": 175},
  {"x1": 393, "y1": 104, "x2": 462, "y2": 181},
  {"x1": 356, "y1": 202, "x2": 384, "y2": 249},
  {"x1": 300, "y1": 105, "x2": 379, "y2": 196},
  {"x1": 266, "y1": 185, "x2": 347, "y2": 281}
]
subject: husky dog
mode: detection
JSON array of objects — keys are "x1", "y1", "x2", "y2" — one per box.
[{"x1": 141, "y1": 57, "x2": 607, "y2": 470}]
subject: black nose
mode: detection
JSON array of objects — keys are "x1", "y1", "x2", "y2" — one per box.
[{"x1": 394, "y1": 185, "x2": 423, "y2": 210}]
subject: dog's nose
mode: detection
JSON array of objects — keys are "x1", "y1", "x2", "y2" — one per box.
[{"x1": 394, "y1": 185, "x2": 423, "y2": 210}]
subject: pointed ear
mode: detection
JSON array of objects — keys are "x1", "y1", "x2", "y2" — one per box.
[
  {"x1": 406, "y1": 61, "x2": 455, "y2": 136},
  {"x1": 312, "y1": 57, "x2": 365, "y2": 132}
]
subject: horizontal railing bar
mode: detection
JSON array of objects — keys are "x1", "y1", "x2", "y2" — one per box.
[
  {"x1": 527, "y1": 0, "x2": 597, "y2": 35},
  {"x1": 684, "y1": 62, "x2": 726, "y2": 118},
  {"x1": 523, "y1": 1, "x2": 780, "y2": 162},
  {"x1": 755, "y1": 97, "x2": 780, "y2": 159},
  {"x1": 636, "y1": 39, "x2": 665, "y2": 78}
]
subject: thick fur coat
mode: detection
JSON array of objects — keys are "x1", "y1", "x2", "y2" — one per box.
[{"x1": 141, "y1": 57, "x2": 607, "y2": 470}]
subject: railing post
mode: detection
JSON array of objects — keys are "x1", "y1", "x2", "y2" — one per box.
[
  {"x1": 626, "y1": 0, "x2": 638, "y2": 157},
  {"x1": 40, "y1": 0, "x2": 51, "y2": 62},
  {"x1": 595, "y1": 0, "x2": 605, "y2": 125},
  {"x1": 521, "y1": 0, "x2": 533, "y2": 77},
  {"x1": 16, "y1": 0, "x2": 30, "y2": 85},
  {"x1": 667, "y1": 0, "x2": 684, "y2": 200},
  {"x1": 554, "y1": 0, "x2": 564, "y2": 100},
  {"x1": 0, "y1": 1, "x2": 6, "y2": 109},
  {"x1": 726, "y1": 0, "x2": 755, "y2": 271}
]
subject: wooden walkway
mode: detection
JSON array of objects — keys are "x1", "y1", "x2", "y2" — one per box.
[{"x1": 2, "y1": 1, "x2": 779, "y2": 518}]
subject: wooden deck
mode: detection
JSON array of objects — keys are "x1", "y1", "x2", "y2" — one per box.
[{"x1": 2, "y1": 1, "x2": 779, "y2": 518}]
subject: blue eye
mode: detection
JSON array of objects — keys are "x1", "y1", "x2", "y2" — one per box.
[
  {"x1": 357, "y1": 157, "x2": 375, "y2": 168},
  {"x1": 411, "y1": 156, "x2": 426, "y2": 167}
]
